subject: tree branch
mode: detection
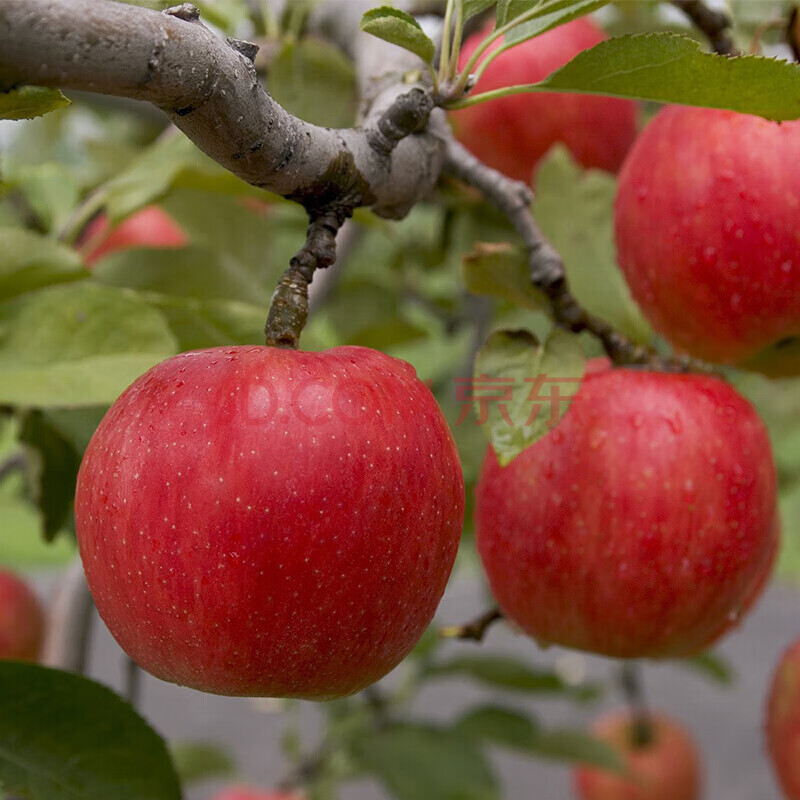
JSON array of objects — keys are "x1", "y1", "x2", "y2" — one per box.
[
  {"x1": 443, "y1": 139, "x2": 705, "y2": 371},
  {"x1": 0, "y1": 0, "x2": 446, "y2": 220},
  {"x1": 672, "y1": 0, "x2": 739, "y2": 56}
]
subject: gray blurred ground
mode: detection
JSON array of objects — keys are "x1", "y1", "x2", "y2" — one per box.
[{"x1": 42, "y1": 568, "x2": 797, "y2": 800}]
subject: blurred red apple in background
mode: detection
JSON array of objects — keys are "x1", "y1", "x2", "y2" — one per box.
[
  {"x1": 0, "y1": 568, "x2": 44, "y2": 661},
  {"x1": 766, "y1": 638, "x2": 800, "y2": 799},
  {"x1": 615, "y1": 106, "x2": 800, "y2": 377},
  {"x1": 451, "y1": 18, "x2": 638, "y2": 184},
  {"x1": 574, "y1": 709, "x2": 701, "y2": 800},
  {"x1": 476, "y1": 362, "x2": 777, "y2": 658},
  {"x1": 212, "y1": 787, "x2": 302, "y2": 800}
]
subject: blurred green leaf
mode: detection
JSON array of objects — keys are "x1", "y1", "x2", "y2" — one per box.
[
  {"x1": 523, "y1": 727, "x2": 625, "y2": 770},
  {"x1": 779, "y1": 478, "x2": 800, "y2": 580},
  {"x1": 351, "y1": 724, "x2": 500, "y2": 800},
  {"x1": 426, "y1": 654, "x2": 601, "y2": 700},
  {"x1": 535, "y1": 147, "x2": 652, "y2": 345},
  {"x1": 473, "y1": 327, "x2": 585, "y2": 465},
  {"x1": 267, "y1": 38, "x2": 358, "y2": 128},
  {"x1": 169, "y1": 740, "x2": 236, "y2": 786},
  {"x1": 0, "y1": 499, "x2": 76, "y2": 568},
  {"x1": 499, "y1": 34, "x2": 800, "y2": 121},
  {"x1": 360, "y1": 7, "x2": 436, "y2": 65},
  {"x1": 455, "y1": 706, "x2": 538, "y2": 749},
  {"x1": 4, "y1": 163, "x2": 81, "y2": 233},
  {"x1": 19, "y1": 411, "x2": 82, "y2": 541},
  {"x1": 678, "y1": 651, "x2": 735, "y2": 685},
  {"x1": 0, "y1": 283, "x2": 177, "y2": 406},
  {"x1": 462, "y1": 242, "x2": 547, "y2": 310},
  {"x1": 194, "y1": 0, "x2": 249, "y2": 32},
  {"x1": 0, "y1": 86, "x2": 70, "y2": 120},
  {"x1": 0, "y1": 228, "x2": 87, "y2": 302},
  {"x1": 0, "y1": 662, "x2": 181, "y2": 800}
]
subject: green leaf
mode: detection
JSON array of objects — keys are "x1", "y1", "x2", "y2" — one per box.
[
  {"x1": 426, "y1": 654, "x2": 601, "y2": 699},
  {"x1": 0, "y1": 283, "x2": 178, "y2": 407},
  {"x1": 267, "y1": 38, "x2": 358, "y2": 128},
  {"x1": 523, "y1": 727, "x2": 625, "y2": 770},
  {"x1": 193, "y1": 0, "x2": 248, "y2": 32},
  {"x1": 351, "y1": 724, "x2": 500, "y2": 800},
  {"x1": 504, "y1": 0, "x2": 609, "y2": 44},
  {"x1": 496, "y1": 0, "x2": 539, "y2": 27},
  {"x1": 4, "y1": 163, "x2": 81, "y2": 233},
  {"x1": 535, "y1": 147, "x2": 653, "y2": 344},
  {"x1": 19, "y1": 410, "x2": 82, "y2": 541},
  {"x1": 502, "y1": 33, "x2": 800, "y2": 120},
  {"x1": 0, "y1": 228, "x2": 88, "y2": 302},
  {"x1": 462, "y1": 242, "x2": 548, "y2": 310},
  {"x1": 103, "y1": 135, "x2": 268, "y2": 222},
  {"x1": 473, "y1": 327, "x2": 586, "y2": 465},
  {"x1": 0, "y1": 661, "x2": 181, "y2": 800},
  {"x1": 465, "y1": 0, "x2": 497, "y2": 21},
  {"x1": 456, "y1": 706, "x2": 539, "y2": 749},
  {"x1": 0, "y1": 86, "x2": 70, "y2": 120},
  {"x1": 678, "y1": 651, "x2": 735, "y2": 685},
  {"x1": 169, "y1": 740, "x2": 236, "y2": 786},
  {"x1": 0, "y1": 498, "x2": 77, "y2": 568},
  {"x1": 360, "y1": 7, "x2": 436, "y2": 65}
]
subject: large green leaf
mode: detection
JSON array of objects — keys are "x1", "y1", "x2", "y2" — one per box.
[
  {"x1": 465, "y1": 0, "x2": 497, "y2": 21},
  {"x1": 535, "y1": 147, "x2": 652, "y2": 344},
  {"x1": 426, "y1": 654, "x2": 601, "y2": 700},
  {"x1": 0, "y1": 228, "x2": 87, "y2": 302},
  {"x1": 360, "y1": 7, "x2": 436, "y2": 65},
  {"x1": 0, "y1": 283, "x2": 178, "y2": 406},
  {"x1": 472, "y1": 327, "x2": 586, "y2": 465},
  {"x1": 0, "y1": 662, "x2": 181, "y2": 800},
  {"x1": 0, "y1": 86, "x2": 70, "y2": 120},
  {"x1": 504, "y1": 0, "x2": 609, "y2": 44},
  {"x1": 495, "y1": 33, "x2": 800, "y2": 120},
  {"x1": 267, "y1": 38, "x2": 357, "y2": 128},
  {"x1": 496, "y1": 0, "x2": 539, "y2": 27},
  {"x1": 351, "y1": 724, "x2": 500, "y2": 800}
]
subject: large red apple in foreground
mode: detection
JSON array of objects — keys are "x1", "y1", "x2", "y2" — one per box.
[
  {"x1": 475, "y1": 362, "x2": 777, "y2": 658},
  {"x1": 451, "y1": 18, "x2": 638, "y2": 183},
  {"x1": 574, "y1": 710, "x2": 701, "y2": 800},
  {"x1": 212, "y1": 787, "x2": 302, "y2": 800},
  {"x1": 615, "y1": 106, "x2": 800, "y2": 376},
  {"x1": 0, "y1": 569, "x2": 44, "y2": 661},
  {"x1": 75, "y1": 346, "x2": 464, "y2": 698},
  {"x1": 80, "y1": 206, "x2": 187, "y2": 266},
  {"x1": 766, "y1": 639, "x2": 800, "y2": 799}
]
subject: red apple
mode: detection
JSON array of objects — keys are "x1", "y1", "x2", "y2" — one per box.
[
  {"x1": 615, "y1": 106, "x2": 800, "y2": 377},
  {"x1": 0, "y1": 569, "x2": 45, "y2": 661},
  {"x1": 74, "y1": 346, "x2": 464, "y2": 698},
  {"x1": 766, "y1": 638, "x2": 800, "y2": 799},
  {"x1": 574, "y1": 710, "x2": 701, "y2": 800},
  {"x1": 212, "y1": 787, "x2": 302, "y2": 800},
  {"x1": 80, "y1": 206, "x2": 187, "y2": 266},
  {"x1": 451, "y1": 18, "x2": 638, "y2": 183},
  {"x1": 475, "y1": 361, "x2": 777, "y2": 658}
]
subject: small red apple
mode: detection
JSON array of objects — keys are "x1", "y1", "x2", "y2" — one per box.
[
  {"x1": 211, "y1": 787, "x2": 302, "y2": 800},
  {"x1": 574, "y1": 710, "x2": 701, "y2": 800},
  {"x1": 766, "y1": 638, "x2": 800, "y2": 799},
  {"x1": 0, "y1": 569, "x2": 45, "y2": 661},
  {"x1": 80, "y1": 206, "x2": 187, "y2": 266},
  {"x1": 75, "y1": 346, "x2": 464, "y2": 698},
  {"x1": 451, "y1": 18, "x2": 638, "y2": 183},
  {"x1": 475, "y1": 361, "x2": 777, "y2": 658},
  {"x1": 615, "y1": 106, "x2": 800, "y2": 376}
]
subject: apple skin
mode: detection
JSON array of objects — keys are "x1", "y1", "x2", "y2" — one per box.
[
  {"x1": 81, "y1": 206, "x2": 187, "y2": 266},
  {"x1": 0, "y1": 569, "x2": 45, "y2": 661},
  {"x1": 74, "y1": 345, "x2": 464, "y2": 698},
  {"x1": 766, "y1": 638, "x2": 800, "y2": 799},
  {"x1": 475, "y1": 362, "x2": 777, "y2": 658},
  {"x1": 211, "y1": 788, "x2": 302, "y2": 800},
  {"x1": 615, "y1": 106, "x2": 800, "y2": 377},
  {"x1": 574, "y1": 710, "x2": 701, "y2": 800},
  {"x1": 451, "y1": 18, "x2": 638, "y2": 183}
]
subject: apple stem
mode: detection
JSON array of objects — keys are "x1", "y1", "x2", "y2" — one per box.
[
  {"x1": 440, "y1": 607, "x2": 504, "y2": 642},
  {"x1": 619, "y1": 662, "x2": 655, "y2": 748}
]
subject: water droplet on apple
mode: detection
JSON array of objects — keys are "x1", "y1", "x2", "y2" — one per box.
[{"x1": 630, "y1": 414, "x2": 644, "y2": 429}]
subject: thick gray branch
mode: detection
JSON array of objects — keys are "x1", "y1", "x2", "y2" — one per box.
[{"x1": 0, "y1": 0, "x2": 445, "y2": 219}]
